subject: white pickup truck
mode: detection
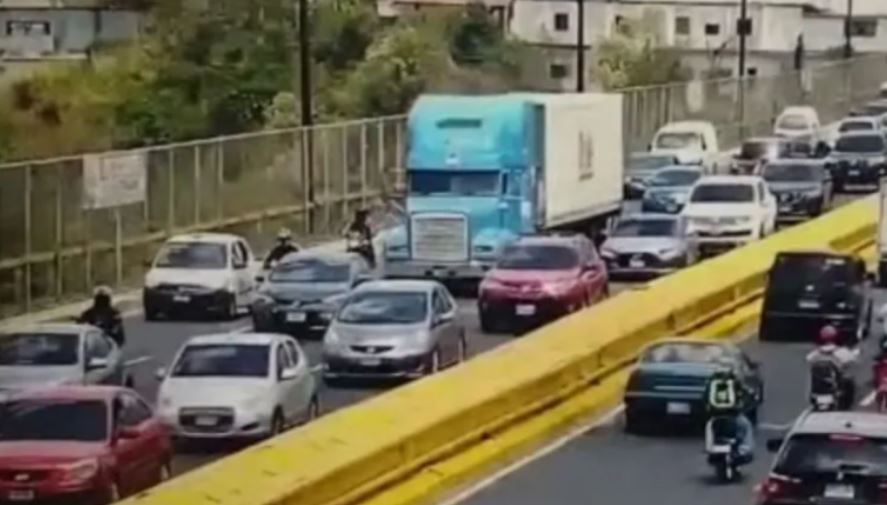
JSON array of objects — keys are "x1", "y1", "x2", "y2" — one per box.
[
  {"x1": 681, "y1": 175, "x2": 777, "y2": 255},
  {"x1": 649, "y1": 121, "x2": 725, "y2": 174}
]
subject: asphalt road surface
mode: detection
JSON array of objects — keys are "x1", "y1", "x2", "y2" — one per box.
[{"x1": 452, "y1": 294, "x2": 886, "y2": 505}]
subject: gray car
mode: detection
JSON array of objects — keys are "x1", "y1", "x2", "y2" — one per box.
[
  {"x1": 321, "y1": 280, "x2": 467, "y2": 382},
  {"x1": 625, "y1": 152, "x2": 680, "y2": 199},
  {"x1": 251, "y1": 251, "x2": 375, "y2": 338},
  {"x1": 761, "y1": 159, "x2": 833, "y2": 222},
  {"x1": 600, "y1": 214, "x2": 698, "y2": 279},
  {"x1": 640, "y1": 165, "x2": 703, "y2": 214},
  {"x1": 0, "y1": 324, "x2": 127, "y2": 395}
]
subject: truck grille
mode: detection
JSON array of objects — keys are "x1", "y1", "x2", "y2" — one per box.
[{"x1": 411, "y1": 214, "x2": 468, "y2": 262}]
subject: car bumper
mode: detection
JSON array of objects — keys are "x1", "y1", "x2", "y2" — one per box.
[
  {"x1": 624, "y1": 393, "x2": 707, "y2": 422},
  {"x1": 322, "y1": 353, "x2": 429, "y2": 379},
  {"x1": 603, "y1": 254, "x2": 686, "y2": 280},
  {"x1": 640, "y1": 199, "x2": 684, "y2": 214},
  {"x1": 0, "y1": 482, "x2": 104, "y2": 505},
  {"x1": 252, "y1": 305, "x2": 333, "y2": 337},
  {"x1": 761, "y1": 310, "x2": 860, "y2": 343},
  {"x1": 478, "y1": 297, "x2": 571, "y2": 328},
  {"x1": 161, "y1": 412, "x2": 273, "y2": 440},
  {"x1": 143, "y1": 287, "x2": 231, "y2": 314},
  {"x1": 830, "y1": 164, "x2": 884, "y2": 185},
  {"x1": 775, "y1": 197, "x2": 823, "y2": 221},
  {"x1": 384, "y1": 259, "x2": 494, "y2": 281}
]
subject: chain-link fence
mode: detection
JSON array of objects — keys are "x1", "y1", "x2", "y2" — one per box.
[
  {"x1": 3, "y1": 54, "x2": 887, "y2": 317},
  {"x1": 0, "y1": 116, "x2": 406, "y2": 316}
]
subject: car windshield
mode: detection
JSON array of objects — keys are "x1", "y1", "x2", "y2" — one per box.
[
  {"x1": 629, "y1": 155, "x2": 675, "y2": 173},
  {"x1": 642, "y1": 343, "x2": 732, "y2": 364},
  {"x1": 863, "y1": 104, "x2": 887, "y2": 116},
  {"x1": 409, "y1": 171, "x2": 500, "y2": 197},
  {"x1": 154, "y1": 242, "x2": 227, "y2": 269},
  {"x1": 835, "y1": 135, "x2": 885, "y2": 153},
  {"x1": 270, "y1": 258, "x2": 350, "y2": 283},
  {"x1": 612, "y1": 219, "x2": 678, "y2": 238},
  {"x1": 171, "y1": 344, "x2": 270, "y2": 378},
  {"x1": 497, "y1": 244, "x2": 580, "y2": 270},
  {"x1": 0, "y1": 399, "x2": 107, "y2": 442},
  {"x1": 0, "y1": 333, "x2": 79, "y2": 366},
  {"x1": 777, "y1": 114, "x2": 810, "y2": 131},
  {"x1": 739, "y1": 141, "x2": 777, "y2": 159},
  {"x1": 655, "y1": 132, "x2": 702, "y2": 150},
  {"x1": 762, "y1": 163, "x2": 820, "y2": 182},
  {"x1": 839, "y1": 120, "x2": 875, "y2": 133},
  {"x1": 337, "y1": 291, "x2": 428, "y2": 324},
  {"x1": 647, "y1": 169, "x2": 701, "y2": 187},
  {"x1": 774, "y1": 434, "x2": 887, "y2": 477},
  {"x1": 690, "y1": 183, "x2": 754, "y2": 203}
]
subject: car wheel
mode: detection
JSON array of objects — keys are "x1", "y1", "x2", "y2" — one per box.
[
  {"x1": 101, "y1": 482, "x2": 120, "y2": 505},
  {"x1": 225, "y1": 294, "x2": 238, "y2": 321},
  {"x1": 123, "y1": 373, "x2": 135, "y2": 389},
  {"x1": 305, "y1": 395, "x2": 321, "y2": 423},
  {"x1": 270, "y1": 409, "x2": 285, "y2": 436},
  {"x1": 159, "y1": 461, "x2": 172, "y2": 483},
  {"x1": 144, "y1": 304, "x2": 160, "y2": 322},
  {"x1": 624, "y1": 407, "x2": 646, "y2": 435},
  {"x1": 747, "y1": 406, "x2": 759, "y2": 426},
  {"x1": 457, "y1": 332, "x2": 468, "y2": 363},
  {"x1": 479, "y1": 308, "x2": 495, "y2": 334},
  {"x1": 425, "y1": 348, "x2": 441, "y2": 376}
]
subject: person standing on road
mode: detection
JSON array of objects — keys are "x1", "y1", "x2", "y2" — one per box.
[
  {"x1": 78, "y1": 286, "x2": 126, "y2": 347},
  {"x1": 343, "y1": 209, "x2": 376, "y2": 268}
]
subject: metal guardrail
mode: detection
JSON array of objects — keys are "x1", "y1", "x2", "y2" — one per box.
[{"x1": 1, "y1": 54, "x2": 887, "y2": 317}]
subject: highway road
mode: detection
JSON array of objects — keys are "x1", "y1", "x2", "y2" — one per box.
[{"x1": 450, "y1": 283, "x2": 885, "y2": 505}]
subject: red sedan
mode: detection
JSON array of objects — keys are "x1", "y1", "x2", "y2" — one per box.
[
  {"x1": 477, "y1": 234, "x2": 609, "y2": 333},
  {"x1": 0, "y1": 386, "x2": 172, "y2": 505}
]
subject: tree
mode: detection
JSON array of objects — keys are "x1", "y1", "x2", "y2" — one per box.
[
  {"x1": 595, "y1": 17, "x2": 690, "y2": 90},
  {"x1": 448, "y1": 2, "x2": 501, "y2": 65}
]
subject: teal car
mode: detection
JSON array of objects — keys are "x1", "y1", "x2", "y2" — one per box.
[{"x1": 640, "y1": 165, "x2": 704, "y2": 214}]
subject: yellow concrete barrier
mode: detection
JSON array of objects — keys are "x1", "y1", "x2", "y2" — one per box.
[{"x1": 123, "y1": 195, "x2": 878, "y2": 505}]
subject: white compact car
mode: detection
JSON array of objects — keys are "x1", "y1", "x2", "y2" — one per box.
[
  {"x1": 155, "y1": 332, "x2": 319, "y2": 440},
  {"x1": 774, "y1": 106, "x2": 821, "y2": 143},
  {"x1": 143, "y1": 233, "x2": 260, "y2": 320},
  {"x1": 681, "y1": 175, "x2": 777, "y2": 255}
]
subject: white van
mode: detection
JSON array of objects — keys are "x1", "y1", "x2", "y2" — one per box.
[
  {"x1": 650, "y1": 121, "x2": 722, "y2": 174},
  {"x1": 774, "y1": 106, "x2": 821, "y2": 149}
]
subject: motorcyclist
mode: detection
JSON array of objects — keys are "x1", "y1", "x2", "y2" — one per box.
[
  {"x1": 703, "y1": 368, "x2": 755, "y2": 466},
  {"x1": 806, "y1": 325, "x2": 859, "y2": 406},
  {"x1": 264, "y1": 228, "x2": 299, "y2": 270},
  {"x1": 77, "y1": 286, "x2": 126, "y2": 347},
  {"x1": 343, "y1": 209, "x2": 375, "y2": 267}
]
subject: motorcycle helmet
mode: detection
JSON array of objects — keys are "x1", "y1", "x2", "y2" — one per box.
[
  {"x1": 277, "y1": 227, "x2": 292, "y2": 241},
  {"x1": 818, "y1": 325, "x2": 839, "y2": 345},
  {"x1": 92, "y1": 285, "x2": 112, "y2": 308}
]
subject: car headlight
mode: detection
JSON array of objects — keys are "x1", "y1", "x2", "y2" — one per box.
[
  {"x1": 480, "y1": 277, "x2": 505, "y2": 292},
  {"x1": 657, "y1": 247, "x2": 682, "y2": 258},
  {"x1": 239, "y1": 395, "x2": 269, "y2": 414},
  {"x1": 729, "y1": 216, "x2": 753, "y2": 225},
  {"x1": 323, "y1": 328, "x2": 346, "y2": 351},
  {"x1": 59, "y1": 458, "x2": 100, "y2": 485},
  {"x1": 542, "y1": 280, "x2": 574, "y2": 296},
  {"x1": 397, "y1": 331, "x2": 428, "y2": 352},
  {"x1": 802, "y1": 188, "x2": 823, "y2": 198},
  {"x1": 600, "y1": 247, "x2": 617, "y2": 258},
  {"x1": 254, "y1": 292, "x2": 274, "y2": 305}
]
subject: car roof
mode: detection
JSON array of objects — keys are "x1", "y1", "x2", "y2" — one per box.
[
  {"x1": 657, "y1": 164, "x2": 703, "y2": 173},
  {"x1": 764, "y1": 158, "x2": 825, "y2": 167},
  {"x1": 619, "y1": 213, "x2": 679, "y2": 222},
  {"x1": 643, "y1": 337, "x2": 734, "y2": 351},
  {"x1": 775, "y1": 248, "x2": 847, "y2": 259},
  {"x1": 837, "y1": 130, "x2": 884, "y2": 139},
  {"x1": 780, "y1": 105, "x2": 816, "y2": 115},
  {"x1": 167, "y1": 233, "x2": 243, "y2": 245},
  {"x1": 658, "y1": 121, "x2": 714, "y2": 132},
  {"x1": 793, "y1": 412, "x2": 887, "y2": 439},
  {"x1": 1, "y1": 323, "x2": 89, "y2": 336},
  {"x1": 354, "y1": 279, "x2": 438, "y2": 293},
  {"x1": 695, "y1": 175, "x2": 761, "y2": 185},
  {"x1": 842, "y1": 115, "x2": 878, "y2": 123},
  {"x1": 514, "y1": 234, "x2": 582, "y2": 246},
  {"x1": 6, "y1": 385, "x2": 121, "y2": 402},
  {"x1": 744, "y1": 136, "x2": 785, "y2": 143},
  {"x1": 280, "y1": 251, "x2": 360, "y2": 265},
  {"x1": 184, "y1": 332, "x2": 285, "y2": 346}
]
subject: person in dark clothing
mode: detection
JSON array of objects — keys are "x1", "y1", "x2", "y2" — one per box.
[
  {"x1": 343, "y1": 209, "x2": 375, "y2": 267},
  {"x1": 264, "y1": 228, "x2": 299, "y2": 270},
  {"x1": 78, "y1": 286, "x2": 126, "y2": 347}
]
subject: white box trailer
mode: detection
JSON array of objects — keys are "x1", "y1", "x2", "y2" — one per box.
[{"x1": 513, "y1": 92, "x2": 625, "y2": 230}]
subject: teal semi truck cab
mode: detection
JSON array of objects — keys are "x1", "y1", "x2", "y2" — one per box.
[{"x1": 382, "y1": 93, "x2": 624, "y2": 281}]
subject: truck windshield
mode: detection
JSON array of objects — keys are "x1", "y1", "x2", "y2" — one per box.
[
  {"x1": 410, "y1": 171, "x2": 500, "y2": 197},
  {"x1": 655, "y1": 132, "x2": 702, "y2": 150},
  {"x1": 690, "y1": 184, "x2": 754, "y2": 203},
  {"x1": 835, "y1": 135, "x2": 885, "y2": 153}
]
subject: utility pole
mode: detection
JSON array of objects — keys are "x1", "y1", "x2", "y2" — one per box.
[
  {"x1": 576, "y1": 0, "x2": 585, "y2": 92},
  {"x1": 737, "y1": 0, "x2": 749, "y2": 78},
  {"x1": 844, "y1": 0, "x2": 854, "y2": 58},
  {"x1": 297, "y1": 0, "x2": 315, "y2": 232}
]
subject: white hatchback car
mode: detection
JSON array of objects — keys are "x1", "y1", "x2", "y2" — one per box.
[
  {"x1": 155, "y1": 332, "x2": 319, "y2": 440},
  {"x1": 143, "y1": 233, "x2": 260, "y2": 320}
]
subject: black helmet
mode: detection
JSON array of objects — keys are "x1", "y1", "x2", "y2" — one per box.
[{"x1": 93, "y1": 285, "x2": 112, "y2": 307}]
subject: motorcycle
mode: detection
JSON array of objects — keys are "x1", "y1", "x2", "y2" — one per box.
[
  {"x1": 705, "y1": 416, "x2": 744, "y2": 483},
  {"x1": 809, "y1": 360, "x2": 846, "y2": 411}
]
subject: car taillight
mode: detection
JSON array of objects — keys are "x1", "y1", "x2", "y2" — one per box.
[{"x1": 756, "y1": 474, "x2": 801, "y2": 504}]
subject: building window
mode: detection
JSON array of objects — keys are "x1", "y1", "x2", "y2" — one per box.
[
  {"x1": 6, "y1": 20, "x2": 51, "y2": 36},
  {"x1": 704, "y1": 23, "x2": 720, "y2": 36},
  {"x1": 554, "y1": 13, "x2": 569, "y2": 32},
  {"x1": 549, "y1": 63, "x2": 569, "y2": 79},
  {"x1": 747, "y1": 67, "x2": 758, "y2": 77},
  {"x1": 675, "y1": 16, "x2": 690, "y2": 36},
  {"x1": 850, "y1": 19, "x2": 877, "y2": 37}
]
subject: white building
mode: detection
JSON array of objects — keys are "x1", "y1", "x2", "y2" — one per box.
[{"x1": 510, "y1": 0, "x2": 887, "y2": 89}]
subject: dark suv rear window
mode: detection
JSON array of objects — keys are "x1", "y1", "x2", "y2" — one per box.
[
  {"x1": 766, "y1": 254, "x2": 860, "y2": 312},
  {"x1": 775, "y1": 433, "x2": 887, "y2": 477}
]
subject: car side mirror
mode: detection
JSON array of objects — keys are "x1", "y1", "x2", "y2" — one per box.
[
  {"x1": 86, "y1": 357, "x2": 109, "y2": 370},
  {"x1": 154, "y1": 367, "x2": 167, "y2": 381},
  {"x1": 434, "y1": 312, "x2": 454, "y2": 326},
  {"x1": 255, "y1": 274, "x2": 266, "y2": 283},
  {"x1": 766, "y1": 438, "x2": 784, "y2": 452},
  {"x1": 279, "y1": 367, "x2": 298, "y2": 381},
  {"x1": 118, "y1": 427, "x2": 139, "y2": 440}
]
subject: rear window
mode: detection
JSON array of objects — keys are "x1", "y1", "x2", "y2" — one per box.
[
  {"x1": 497, "y1": 244, "x2": 579, "y2": 270},
  {"x1": 739, "y1": 141, "x2": 779, "y2": 159},
  {"x1": 777, "y1": 115, "x2": 810, "y2": 131},
  {"x1": 762, "y1": 163, "x2": 821, "y2": 183},
  {"x1": 767, "y1": 255, "x2": 859, "y2": 303},
  {"x1": 629, "y1": 155, "x2": 676, "y2": 173},
  {"x1": 835, "y1": 135, "x2": 885, "y2": 153},
  {"x1": 775, "y1": 433, "x2": 887, "y2": 477},
  {"x1": 641, "y1": 342, "x2": 731, "y2": 365},
  {"x1": 647, "y1": 169, "x2": 701, "y2": 187},
  {"x1": 690, "y1": 183, "x2": 754, "y2": 203},
  {"x1": 612, "y1": 219, "x2": 678, "y2": 238},
  {"x1": 839, "y1": 120, "x2": 876, "y2": 133}
]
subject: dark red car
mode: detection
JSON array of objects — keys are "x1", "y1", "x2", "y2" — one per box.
[
  {"x1": 477, "y1": 234, "x2": 609, "y2": 333},
  {"x1": 0, "y1": 386, "x2": 172, "y2": 505}
]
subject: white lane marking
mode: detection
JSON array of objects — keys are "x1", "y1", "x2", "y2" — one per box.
[
  {"x1": 860, "y1": 390, "x2": 877, "y2": 407},
  {"x1": 125, "y1": 356, "x2": 153, "y2": 367},
  {"x1": 437, "y1": 406, "x2": 626, "y2": 505}
]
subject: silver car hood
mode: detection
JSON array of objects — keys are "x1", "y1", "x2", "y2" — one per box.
[
  {"x1": 603, "y1": 236, "x2": 685, "y2": 254},
  {"x1": 261, "y1": 282, "x2": 350, "y2": 305},
  {"x1": 330, "y1": 322, "x2": 427, "y2": 346},
  {"x1": 0, "y1": 365, "x2": 82, "y2": 392}
]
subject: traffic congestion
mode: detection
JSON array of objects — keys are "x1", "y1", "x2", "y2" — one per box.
[{"x1": 2, "y1": 88, "x2": 887, "y2": 505}]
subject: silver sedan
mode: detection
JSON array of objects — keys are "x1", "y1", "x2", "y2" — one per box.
[
  {"x1": 321, "y1": 280, "x2": 467, "y2": 382},
  {"x1": 600, "y1": 214, "x2": 698, "y2": 280}
]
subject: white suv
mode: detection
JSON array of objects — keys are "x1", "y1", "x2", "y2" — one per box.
[
  {"x1": 682, "y1": 175, "x2": 777, "y2": 254},
  {"x1": 143, "y1": 233, "x2": 259, "y2": 320}
]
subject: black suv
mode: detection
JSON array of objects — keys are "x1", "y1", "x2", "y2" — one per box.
[
  {"x1": 759, "y1": 251, "x2": 872, "y2": 345},
  {"x1": 759, "y1": 411, "x2": 887, "y2": 505},
  {"x1": 825, "y1": 132, "x2": 887, "y2": 191}
]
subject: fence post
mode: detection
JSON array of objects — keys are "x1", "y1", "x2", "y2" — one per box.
[
  {"x1": 322, "y1": 128, "x2": 331, "y2": 235},
  {"x1": 216, "y1": 140, "x2": 225, "y2": 221},
  {"x1": 395, "y1": 120, "x2": 404, "y2": 192},
  {"x1": 301, "y1": 127, "x2": 312, "y2": 236},
  {"x1": 166, "y1": 148, "x2": 175, "y2": 235},
  {"x1": 23, "y1": 165, "x2": 32, "y2": 312},
  {"x1": 360, "y1": 122, "x2": 368, "y2": 208},
  {"x1": 114, "y1": 207, "x2": 122, "y2": 288},
  {"x1": 341, "y1": 124, "x2": 350, "y2": 222},
  {"x1": 54, "y1": 163, "x2": 63, "y2": 300},
  {"x1": 377, "y1": 120, "x2": 385, "y2": 194},
  {"x1": 194, "y1": 144, "x2": 201, "y2": 226}
]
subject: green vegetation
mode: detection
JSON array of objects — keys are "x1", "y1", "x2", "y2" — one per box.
[
  {"x1": 594, "y1": 16, "x2": 690, "y2": 90},
  {"x1": 0, "y1": 0, "x2": 527, "y2": 161}
]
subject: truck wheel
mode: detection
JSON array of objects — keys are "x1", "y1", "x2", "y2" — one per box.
[
  {"x1": 144, "y1": 304, "x2": 160, "y2": 322},
  {"x1": 479, "y1": 309, "x2": 495, "y2": 334}
]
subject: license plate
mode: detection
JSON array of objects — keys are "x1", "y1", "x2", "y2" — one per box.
[
  {"x1": 824, "y1": 484, "x2": 855, "y2": 499},
  {"x1": 359, "y1": 358, "x2": 382, "y2": 367},
  {"x1": 173, "y1": 294, "x2": 191, "y2": 303},
  {"x1": 630, "y1": 258, "x2": 646, "y2": 268},
  {"x1": 798, "y1": 299, "x2": 821, "y2": 309},
  {"x1": 666, "y1": 402, "x2": 691, "y2": 415},
  {"x1": 7, "y1": 490, "x2": 34, "y2": 502},
  {"x1": 515, "y1": 304, "x2": 536, "y2": 316},
  {"x1": 194, "y1": 416, "x2": 217, "y2": 427},
  {"x1": 849, "y1": 169, "x2": 861, "y2": 176},
  {"x1": 286, "y1": 312, "x2": 307, "y2": 323}
]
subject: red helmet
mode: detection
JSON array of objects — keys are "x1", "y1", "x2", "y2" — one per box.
[{"x1": 818, "y1": 325, "x2": 839, "y2": 345}]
